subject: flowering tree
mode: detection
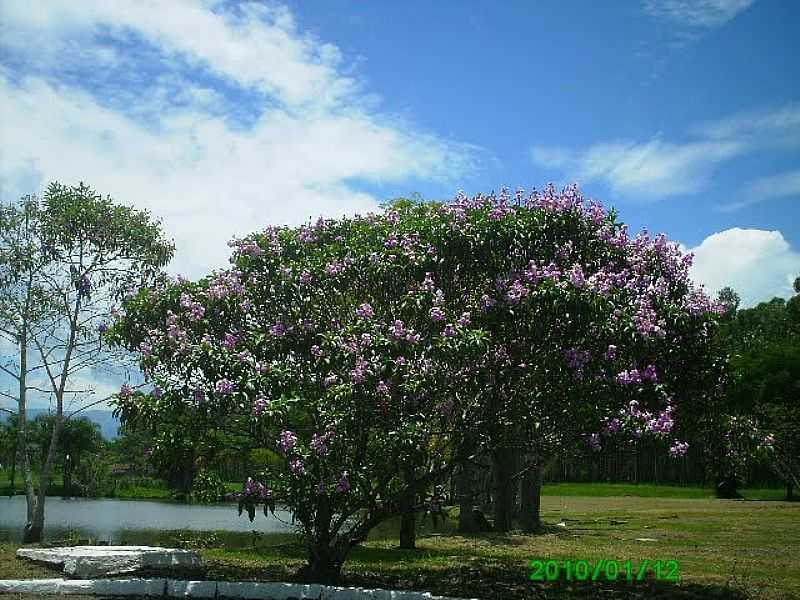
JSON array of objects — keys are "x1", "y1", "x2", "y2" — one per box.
[
  {"x1": 109, "y1": 184, "x2": 723, "y2": 580},
  {"x1": 379, "y1": 187, "x2": 724, "y2": 531},
  {"x1": 110, "y1": 210, "x2": 487, "y2": 580}
]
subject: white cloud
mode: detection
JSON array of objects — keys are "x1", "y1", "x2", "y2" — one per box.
[
  {"x1": 530, "y1": 104, "x2": 797, "y2": 201},
  {"x1": 687, "y1": 228, "x2": 800, "y2": 307},
  {"x1": 692, "y1": 103, "x2": 800, "y2": 147},
  {"x1": 0, "y1": 1, "x2": 477, "y2": 278},
  {"x1": 642, "y1": 0, "x2": 755, "y2": 28},
  {"x1": 0, "y1": 0, "x2": 356, "y2": 109},
  {"x1": 531, "y1": 138, "x2": 743, "y2": 199},
  {"x1": 720, "y1": 169, "x2": 800, "y2": 211}
]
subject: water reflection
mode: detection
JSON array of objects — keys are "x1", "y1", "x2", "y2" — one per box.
[{"x1": 0, "y1": 496, "x2": 296, "y2": 544}]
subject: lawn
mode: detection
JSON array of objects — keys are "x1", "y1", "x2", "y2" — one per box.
[{"x1": 2, "y1": 494, "x2": 798, "y2": 599}]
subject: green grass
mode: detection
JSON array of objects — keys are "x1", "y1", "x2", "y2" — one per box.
[
  {"x1": 3, "y1": 495, "x2": 798, "y2": 599},
  {"x1": 205, "y1": 496, "x2": 800, "y2": 599},
  {"x1": 541, "y1": 482, "x2": 789, "y2": 500}
]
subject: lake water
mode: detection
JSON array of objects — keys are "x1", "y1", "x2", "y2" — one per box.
[
  {"x1": 0, "y1": 496, "x2": 457, "y2": 545},
  {"x1": 0, "y1": 496, "x2": 297, "y2": 544}
]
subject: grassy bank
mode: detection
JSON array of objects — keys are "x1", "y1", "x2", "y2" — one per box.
[
  {"x1": 0, "y1": 470, "x2": 242, "y2": 501},
  {"x1": 2, "y1": 495, "x2": 798, "y2": 599},
  {"x1": 1, "y1": 468, "x2": 790, "y2": 502}
]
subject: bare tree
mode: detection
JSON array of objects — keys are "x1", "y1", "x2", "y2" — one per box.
[{"x1": 0, "y1": 183, "x2": 173, "y2": 542}]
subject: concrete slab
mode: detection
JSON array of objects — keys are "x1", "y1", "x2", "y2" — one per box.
[
  {"x1": 16, "y1": 545, "x2": 203, "y2": 578},
  {"x1": 167, "y1": 579, "x2": 218, "y2": 598},
  {"x1": 0, "y1": 578, "x2": 483, "y2": 599}
]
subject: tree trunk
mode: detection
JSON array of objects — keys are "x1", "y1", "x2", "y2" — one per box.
[
  {"x1": 24, "y1": 410, "x2": 64, "y2": 543},
  {"x1": 399, "y1": 462, "x2": 416, "y2": 549},
  {"x1": 298, "y1": 497, "x2": 345, "y2": 583},
  {"x1": 788, "y1": 482, "x2": 795, "y2": 501},
  {"x1": 62, "y1": 436, "x2": 72, "y2": 498},
  {"x1": 9, "y1": 442, "x2": 16, "y2": 496},
  {"x1": 715, "y1": 476, "x2": 741, "y2": 499},
  {"x1": 399, "y1": 510, "x2": 416, "y2": 549},
  {"x1": 300, "y1": 544, "x2": 344, "y2": 583},
  {"x1": 456, "y1": 460, "x2": 480, "y2": 533},
  {"x1": 18, "y1": 331, "x2": 38, "y2": 543},
  {"x1": 492, "y1": 447, "x2": 514, "y2": 532},
  {"x1": 520, "y1": 456, "x2": 543, "y2": 532}
]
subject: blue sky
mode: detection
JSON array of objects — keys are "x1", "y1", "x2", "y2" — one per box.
[
  {"x1": 1, "y1": 0, "x2": 799, "y2": 412},
  {"x1": 0, "y1": 0, "x2": 798, "y2": 312}
]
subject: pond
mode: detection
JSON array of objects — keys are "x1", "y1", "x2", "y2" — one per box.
[
  {"x1": 0, "y1": 496, "x2": 457, "y2": 546},
  {"x1": 0, "y1": 496, "x2": 297, "y2": 545}
]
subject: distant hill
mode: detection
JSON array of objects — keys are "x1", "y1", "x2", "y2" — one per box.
[{"x1": 0, "y1": 408, "x2": 120, "y2": 440}]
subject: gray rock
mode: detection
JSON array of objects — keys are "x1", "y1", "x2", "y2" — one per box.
[{"x1": 16, "y1": 545, "x2": 203, "y2": 578}]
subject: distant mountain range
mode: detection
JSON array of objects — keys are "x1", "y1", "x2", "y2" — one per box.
[{"x1": 0, "y1": 408, "x2": 120, "y2": 440}]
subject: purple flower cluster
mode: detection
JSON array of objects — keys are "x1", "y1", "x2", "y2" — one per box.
[
  {"x1": 289, "y1": 456, "x2": 306, "y2": 475},
  {"x1": 430, "y1": 306, "x2": 446, "y2": 322},
  {"x1": 180, "y1": 293, "x2": 205, "y2": 321},
  {"x1": 215, "y1": 378, "x2": 235, "y2": 395},
  {"x1": 242, "y1": 477, "x2": 271, "y2": 499},
  {"x1": 350, "y1": 357, "x2": 370, "y2": 384},
  {"x1": 222, "y1": 332, "x2": 239, "y2": 350},
  {"x1": 336, "y1": 471, "x2": 350, "y2": 493},
  {"x1": 325, "y1": 261, "x2": 343, "y2": 276},
  {"x1": 270, "y1": 322, "x2": 287, "y2": 337},
  {"x1": 356, "y1": 303, "x2": 374, "y2": 319},
  {"x1": 310, "y1": 430, "x2": 335, "y2": 456},
  {"x1": 206, "y1": 270, "x2": 245, "y2": 300},
  {"x1": 252, "y1": 396, "x2": 269, "y2": 416},
  {"x1": 165, "y1": 311, "x2": 187, "y2": 344},
  {"x1": 279, "y1": 429, "x2": 298, "y2": 452}
]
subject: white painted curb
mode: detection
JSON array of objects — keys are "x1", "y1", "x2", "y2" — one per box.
[{"x1": 0, "y1": 578, "x2": 481, "y2": 599}]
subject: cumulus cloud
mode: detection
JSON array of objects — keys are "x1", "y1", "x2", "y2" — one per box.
[
  {"x1": 687, "y1": 228, "x2": 800, "y2": 307},
  {"x1": 0, "y1": 0, "x2": 478, "y2": 277}
]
